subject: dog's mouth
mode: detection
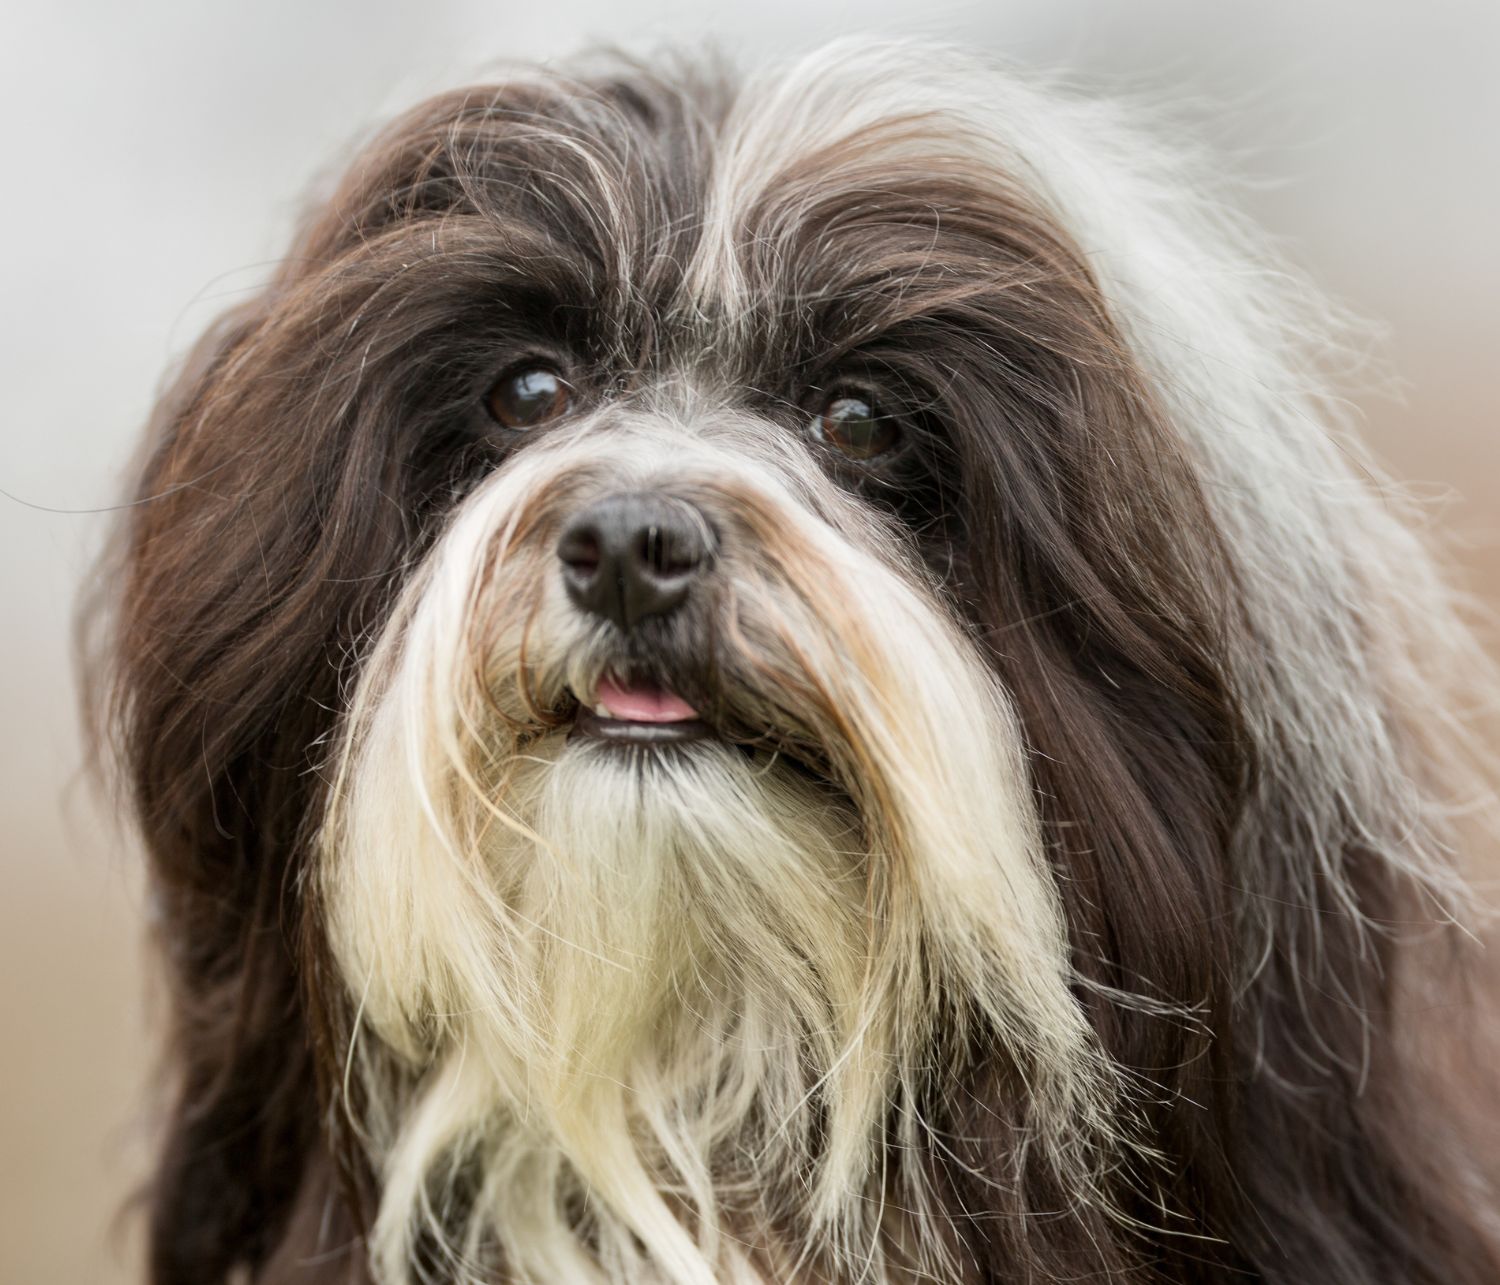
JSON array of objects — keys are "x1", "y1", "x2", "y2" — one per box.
[
  {"x1": 559, "y1": 671, "x2": 833, "y2": 778},
  {"x1": 570, "y1": 675, "x2": 713, "y2": 746}
]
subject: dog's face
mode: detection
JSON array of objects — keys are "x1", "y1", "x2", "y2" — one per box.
[
  {"x1": 311, "y1": 59, "x2": 1149, "y2": 1280},
  {"x1": 102, "y1": 41, "x2": 1496, "y2": 1285}
]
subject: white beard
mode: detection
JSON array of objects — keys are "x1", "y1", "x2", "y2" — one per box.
[{"x1": 318, "y1": 414, "x2": 1115, "y2": 1285}]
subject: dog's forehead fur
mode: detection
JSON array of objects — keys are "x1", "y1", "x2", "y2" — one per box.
[{"x1": 292, "y1": 47, "x2": 1122, "y2": 402}]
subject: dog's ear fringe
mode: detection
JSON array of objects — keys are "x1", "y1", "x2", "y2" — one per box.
[{"x1": 76, "y1": 297, "x2": 329, "y2": 1285}]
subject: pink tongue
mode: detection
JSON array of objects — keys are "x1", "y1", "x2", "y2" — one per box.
[{"x1": 595, "y1": 677, "x2": 700, "y2": 723}]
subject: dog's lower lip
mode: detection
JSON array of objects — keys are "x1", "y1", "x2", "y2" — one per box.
[{"x1": 572, "y1": 708, "x2": 713, "y2": 745}]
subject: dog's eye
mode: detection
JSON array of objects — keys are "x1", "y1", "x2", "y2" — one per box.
[
  {"x1": 811, "y1": 391, "x2": 901, "y2": 461},
  {"x1": 486, "y1": 365, "x2": 572, "y2": 430}
]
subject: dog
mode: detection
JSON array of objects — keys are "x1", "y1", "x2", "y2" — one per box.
[{"x1": 90, "y1": 39, "x2": 1500, "y2": 1285}]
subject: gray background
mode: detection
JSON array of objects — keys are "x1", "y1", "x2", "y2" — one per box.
[{"x1": 3, "y1": 2, "x2": 1496, "y2": 1281}]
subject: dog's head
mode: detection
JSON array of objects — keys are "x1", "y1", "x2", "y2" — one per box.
[{"x1": 97, "y1": 41, "x2": 1497, "y2": 1285}]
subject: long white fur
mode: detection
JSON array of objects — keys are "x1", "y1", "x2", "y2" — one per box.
[{"x1": 321, "y1": 413, "x2": 1113, "y2": 1284}]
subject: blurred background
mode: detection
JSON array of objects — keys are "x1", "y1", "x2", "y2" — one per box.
[{"x1": 2, "y1": 1, "x2": 1495, "y2": 1281}]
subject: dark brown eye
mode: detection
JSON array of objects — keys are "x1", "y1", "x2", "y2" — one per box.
[
  {"x1": 485, "y1": 365, "x2": 571, "y2": 429},
  {"x1": 811, "y1": 391, "x2": 901, "y2": 461}
]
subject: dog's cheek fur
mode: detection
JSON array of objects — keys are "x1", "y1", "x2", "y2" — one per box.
[{"x1": 86, "y1": 39, "x2": 1500, "y2": 1285}]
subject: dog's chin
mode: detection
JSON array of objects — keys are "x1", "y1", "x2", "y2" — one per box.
[
  {"x1": 524, "y1": 677, "x2": 851, "y2": 871},
  {"x1": 524, "y1": 704, "x2": 860, "y2": 870}
]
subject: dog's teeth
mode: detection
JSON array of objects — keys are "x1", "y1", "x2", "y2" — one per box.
[{"x1": 593, "y1": 703, "x2": 614, "y2": 720}]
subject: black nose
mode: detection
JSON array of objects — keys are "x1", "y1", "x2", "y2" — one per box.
[{"x1": 556, "y1": 492, "x2": 714, "y2": 630}]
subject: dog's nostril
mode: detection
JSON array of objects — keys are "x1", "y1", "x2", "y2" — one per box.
[
  {"x1": 636, "y1": 523, "x2": 704, "y2": 578},
  {"x1": 556, "y1": 493, "x2": 714, "y2": 631},
  {"x1": 557, "y1": 526, "x2": 603, "y2": 578}
]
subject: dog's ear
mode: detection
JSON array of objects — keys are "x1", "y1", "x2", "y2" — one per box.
[
  {"x1": 98, "y1": 297, "x2": 324, "y2": 1285},
  {"x1": 98, "y1": 259, "x2": 421, "y2": 1279},
  {"x1": 924, "y1": 282, "x2": 1499, "y2": 1280}
]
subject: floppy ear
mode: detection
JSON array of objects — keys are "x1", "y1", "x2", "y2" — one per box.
[
  {"x1": 97, "y1": 148, "x2": 461, "y2": 1275},
  {"x1": 96, "y1": 78, "x2": 588, "y2": 1281},
  {"x1": 100, "y1": 248, "x2": 467, "y2": 1278},
  {"x1": 912, "y1": 145, "x2": 1500, "y2": 1285},
  {"x1": 921, "y1": 307, "x2": 1500, "y2": 1283},
  {"x1": 93, "y1": 294, "x2": 314, "y2": 1284},
  {"x1": 903, "y1": 294, "x2": 1254, "y2": 1277}
]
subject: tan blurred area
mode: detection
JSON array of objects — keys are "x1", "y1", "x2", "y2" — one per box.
[{"x1": 1, "y1": 2, "x2": 1495, "y2": 1282}]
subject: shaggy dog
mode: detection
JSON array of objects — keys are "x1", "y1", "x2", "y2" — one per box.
[{"x1": 90, "y1": 40, "x2": 1499, "y2": 1285}]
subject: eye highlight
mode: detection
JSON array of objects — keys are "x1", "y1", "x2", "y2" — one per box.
[
  {"x1": 810, "y1": 389, "x2": 902, "y2": 461},
  {"x1": 485, "y1": 365, "x2": 572, "y2": 430}
]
